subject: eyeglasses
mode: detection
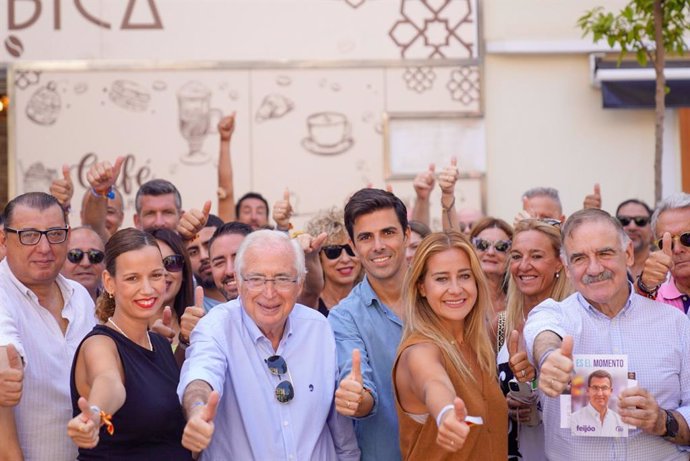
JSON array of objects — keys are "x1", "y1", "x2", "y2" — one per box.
[
  {"x1": 321, "y1": 244, "x2": 355, "y2": 260},
  {"x1": 241, "y1": 275, "x2": 298, "y2": 291},
  {"x1": 4, "y1": 227, "x2": 69, "y2": 246},
  {"x1": 265, "y1": 355, "x2": 295, "y2": 403},
  {"x1": 589, "y1": 385, "x2": 611, "y2": 393},
  {"x1": 657, "y1": 232, "x2": 690, "y2": 251},
  {"x1": 67, "y1": 248, "x2": 105, "y2": 265},
  {"x1": 617, "y1": 216, "x2": 649, "y2": 227},
  {"x1": 472, "y1": 237, "x2": 511, "y2": 253},
  {"x1": 162, "y1": 254, "x2": 185, "y2": 273}
]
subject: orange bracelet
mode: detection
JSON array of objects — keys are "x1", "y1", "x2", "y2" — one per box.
[{"x1": 99, "y1": 410, "x2": 115, "y2": 436}]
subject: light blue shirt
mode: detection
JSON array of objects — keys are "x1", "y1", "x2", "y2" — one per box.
[
  {"x1": 177, "y1": 298, "x2": 360, "y2": 461},
  {"x1": 328, "y1": 276, "x2": 403, "y2": 461},
  {"x1": 203, "y1": 296, "x2": 222, "y2": 313},
  {"x1": 525, "y1": 288, "x2": 690, "y2": 461}
]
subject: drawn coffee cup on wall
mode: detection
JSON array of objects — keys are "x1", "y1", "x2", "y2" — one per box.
[
  {"x1": 177, "y1": 81, "x2": 222, "y2": 165},
  {"x1": 301, "y1": 111, "x2": 354, "y2": 155}
]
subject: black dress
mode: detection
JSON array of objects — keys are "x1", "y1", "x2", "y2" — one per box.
[{"x1": 70, "y1": 325, "x2": 192, "y2": 460}]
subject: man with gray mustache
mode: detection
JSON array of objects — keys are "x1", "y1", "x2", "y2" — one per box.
[{"x1": 523, "y1": 209, "x2": 690, "y2": 460}]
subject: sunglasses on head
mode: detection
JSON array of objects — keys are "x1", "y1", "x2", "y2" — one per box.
[
  {"x1": 265, "y1": 355, "x2": 295, "y2": 403},
  {"x1": 657, "y1": 232, "x2": 690, "y2": 251},
  {"x1": 321, "y1": 244, "x2": 355, "y2": 260},
  {"x1": 617, "y1": 216, "x2": 649, "y2": 227},
  {"x1": 67, "y1": 248, "x2": 105, "y2": 265},
  {"x1": 162, "y1": 254, "x2": 185, "y2": 273},
  {"x1": 472, "y1": 237, "x2": 511, "y2": 253}
]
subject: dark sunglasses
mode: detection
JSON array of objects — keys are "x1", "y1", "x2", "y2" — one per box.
[
  {"x1": 321, "y1": 244, "x2": 355, "y2": 260},
  {"x1": 472, "y1": 237, "x2": 511, "y2": 253},
  {"x1": 67, "y1": 248, "x2": 105, "y2": 264},
  {"x1": 265, "y1": 355, "x2": 295, "y2": 403},
  {"x1": 162, "y1": 254, "x2": 185, "y2": 273},
  {"x1": 617, "y1": 216, "x2": 650, "y2": 227},
  {"x1": 657, "y1": 232, "x2": 690, "y2": 251}
]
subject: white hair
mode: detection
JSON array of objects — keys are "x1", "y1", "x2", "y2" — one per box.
[
  {"x1": 234, "y1": 229, "x2": 306, "y2": 283},
  {"x1": 651, "y1": 192, "x2": 690, "y2": 236}
]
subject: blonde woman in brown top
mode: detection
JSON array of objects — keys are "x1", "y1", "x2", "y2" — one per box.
[{"x1": 393, "y1": 231, "x2": 508, "y2": 460}]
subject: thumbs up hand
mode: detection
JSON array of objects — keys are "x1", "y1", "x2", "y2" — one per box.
[
  {"x1": 272, "y1": 189, "x2": 293, "y2": 231},
  {"x1": 436, "y1": 397, "x2": 470, "y2": 452},
  {"x1": 177, "y1": 201, "x2": 212, "y2": 241},
  {"x1": 538, "y1": 336, "x2": 574, "y2": 397},
  {"x1": 0, "y1": 344, "x2": 23, "y2": 406},
  {"x1": 182, "y1": 390, "x2": 220, "y2": 453},
  {"x1": 507, "y1": 330, "x2": 535, "y2": 383},
  {"x1": 639, "y1": 232, "x2": 673, "y2": 294},
  {"x1": 150, "y1": 306, "x2": 175, "y2": 344},
  {"x1": 218, "y1": 112, "x2": 236, "y2": 142},
  {"x1": 413, "y1": 163, "x2": 436, "y2": 200},
  {"x1": 67, "y1": 397, "x2": 100, "y2": 448},
  {"x1": 582, "y1": 183, "x2": 602, "y2": 209},
  {"x1": 335, "y1": 349, "x2": 367, "y2": 417},
  {"x1": 438, "y1": 157, "x2": 459, "y2": 195},
  {"x1": 179, "y1": 286, "x2": 206, "y2": 346},
  {"x1": 49, "y1": 164, "x2": 74, "y2": 208},
  {"x1": 86, "y1": 156, "x2": 124, "y2": 195}
]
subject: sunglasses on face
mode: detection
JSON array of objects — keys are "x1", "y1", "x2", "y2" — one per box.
[
  {"x1": 657, "y1": 232, "x2": 690, "y2": 251},
  {"x1": 265, "y1": 355, "x2": 295, "y2": 403},
  {"x1": 617, "y1": 216, "x2": 650, "y2": 227},
  {"x1": 162, "y1": 254, "x2": 185, "y2": 273},
  {"x1": 321, "y1": 244, "x2": 356, "y2": 260},
  {"x1": 472, "y1": 237, "x2": 511, "y2": 253},
  {"x1": 67, "y1": 248, "x2": 105, "y2": 265}
]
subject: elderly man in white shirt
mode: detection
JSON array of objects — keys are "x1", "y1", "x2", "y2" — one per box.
[{"x1": 0, "y1": 192, "x2": 95, "y2": 460}]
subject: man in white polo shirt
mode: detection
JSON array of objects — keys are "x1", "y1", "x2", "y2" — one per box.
[{"x1": 0, "y1": 192, "x2": 95, "y2": 460}]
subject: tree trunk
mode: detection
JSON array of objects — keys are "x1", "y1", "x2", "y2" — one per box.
[{"x1": 653, "y1": 0, "x2": 665, "y2": 204}]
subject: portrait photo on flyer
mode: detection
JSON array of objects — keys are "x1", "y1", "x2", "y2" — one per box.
[{"x1": 570, "y1": 354, "x2": 628, "y2": 438}]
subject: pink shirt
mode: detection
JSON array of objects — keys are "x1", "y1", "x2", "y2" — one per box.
[{"x1": 656, "y1": 277, "x2": 690, "y2": 314}]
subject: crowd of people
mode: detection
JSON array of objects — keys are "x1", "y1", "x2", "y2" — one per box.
[{"x1": 1, "y1": 114, "x2": 690, "y2": 460}]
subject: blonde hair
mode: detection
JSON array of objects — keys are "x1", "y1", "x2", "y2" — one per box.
[
  {"x1": 305, "y1": 207, "x2": 349, "y2": 245},
  {"x1": 402, "y1": 231, "x2": 496, "y2": 381},
  {"x1": 505, "y1": 220, "x2": 571, "y2": 333}
]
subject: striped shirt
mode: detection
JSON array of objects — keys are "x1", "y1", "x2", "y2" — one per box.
[
  {"x1": 524, "y1": 288, "x2": 690, "y2": 461},
  {"x1": 0, "y1": 259, "x2": 96, "y2": 461}
]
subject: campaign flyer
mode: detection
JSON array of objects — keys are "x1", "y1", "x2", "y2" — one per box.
[{"x1": 570, "y1": 354, "x2": 628, "y2": 437}]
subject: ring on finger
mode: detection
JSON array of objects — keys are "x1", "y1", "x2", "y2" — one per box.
[{"x1": 521, "y1": 369, "x2": 526, "y2": 378}]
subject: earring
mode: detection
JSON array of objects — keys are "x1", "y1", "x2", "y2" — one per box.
[
  {"x1": 555, "y1": 272, "x2": 560, "y2": 279},
  {"x1": 107, "y1": 292, "x2": 114, "y2": 299}
]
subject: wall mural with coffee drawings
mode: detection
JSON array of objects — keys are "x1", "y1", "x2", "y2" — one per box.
[{"x1": 11, "y1": 64, "x2": 483, "y2": 229}]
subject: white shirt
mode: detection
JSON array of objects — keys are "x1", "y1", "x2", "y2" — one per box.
[
  {"x1": 0, "y1": 259, "x2": 96, "y2": 461},
  {"x1": 571, "y1": 403, "x2": 625, "y2": 437}
]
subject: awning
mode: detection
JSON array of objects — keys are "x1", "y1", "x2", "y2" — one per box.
[{"x1": 591, "y1": 55, "x2": 690, "y2": 109}]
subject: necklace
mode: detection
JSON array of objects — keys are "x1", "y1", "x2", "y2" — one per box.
[{"x1": 107, "y1": 317, "x2": 152, "y2": 351}]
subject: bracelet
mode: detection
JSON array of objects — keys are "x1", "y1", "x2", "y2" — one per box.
[
  {"x1": 636, "y1": 273, "x2": 660, "y2": 299},
  {"x1": 441, "y1": 196, "x2": 456, "y2": 212},
  {"x1": 191, "y1": 401, "x2": 205, "y2": 408},
  {"x1": 436, "y1": 403, "x2": 455, "y2": 428},
  {"x1": 89, "y1": 405, "x2": 115, "y2": 435},
  {"x1": 90, "y1": 186, "x2": 116, "y2": 200},
  {"x1": 178, "y1": 332, "x2": 190, "y2": 347}
]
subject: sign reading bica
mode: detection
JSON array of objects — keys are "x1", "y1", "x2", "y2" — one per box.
[{"x1": 5, "y1": 0, "x2": 164, "y2": 58}]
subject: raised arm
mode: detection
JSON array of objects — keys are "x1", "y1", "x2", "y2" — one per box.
[
  {"x1": 410, "y1": 163, "x2": 435, "y2": 226},
  {"x1": 67, "y1": 335, "x2": 126, "y2": 449},
  {"x1": 438, "y1": 157, "x2": 459, "y2": 231},
  {"x1": 293, "y1": 232, "x2": 327, "y2": 308},
  {"x1": 395, "y1": 342, "x2": 470, "y2": 452},
  {"x1": 217, "y1": 113, "x2": 236, "y2": 222},
  {"x1": 82, "y1": 157, "x2": 125, "y2": 242}
]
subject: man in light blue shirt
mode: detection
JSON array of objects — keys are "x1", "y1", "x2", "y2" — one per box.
[
  {"x1": 329, "y1": 188, "x2": 410, "y2": 461},
  {"x1": 178, "y1": 230, "x2": 359, "y2": 460},
  {"x1": 525, "y1": 208, "x2": 690, "y2": 460}
]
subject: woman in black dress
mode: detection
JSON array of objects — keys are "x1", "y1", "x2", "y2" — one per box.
[{"x1": 67, "y1": 228, "x2": 191, "y2": 460}]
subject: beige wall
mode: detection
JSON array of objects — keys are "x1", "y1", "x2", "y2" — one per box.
[{"x1": 484, "y1": 53, "x2": 656, "y2": 220}]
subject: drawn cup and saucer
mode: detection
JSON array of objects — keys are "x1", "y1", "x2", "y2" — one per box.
[{"x1": 302, "y1": 112, "x2": 354, "y2": 155}]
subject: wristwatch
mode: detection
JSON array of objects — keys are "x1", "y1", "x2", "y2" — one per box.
[{"x1": 663, "y1": 409, "x2": 679, "y2": 438}]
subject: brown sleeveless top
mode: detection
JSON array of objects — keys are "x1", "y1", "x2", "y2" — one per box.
[{"x1": 393, "y1": 333, "x2": 508, "y2": 461}]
